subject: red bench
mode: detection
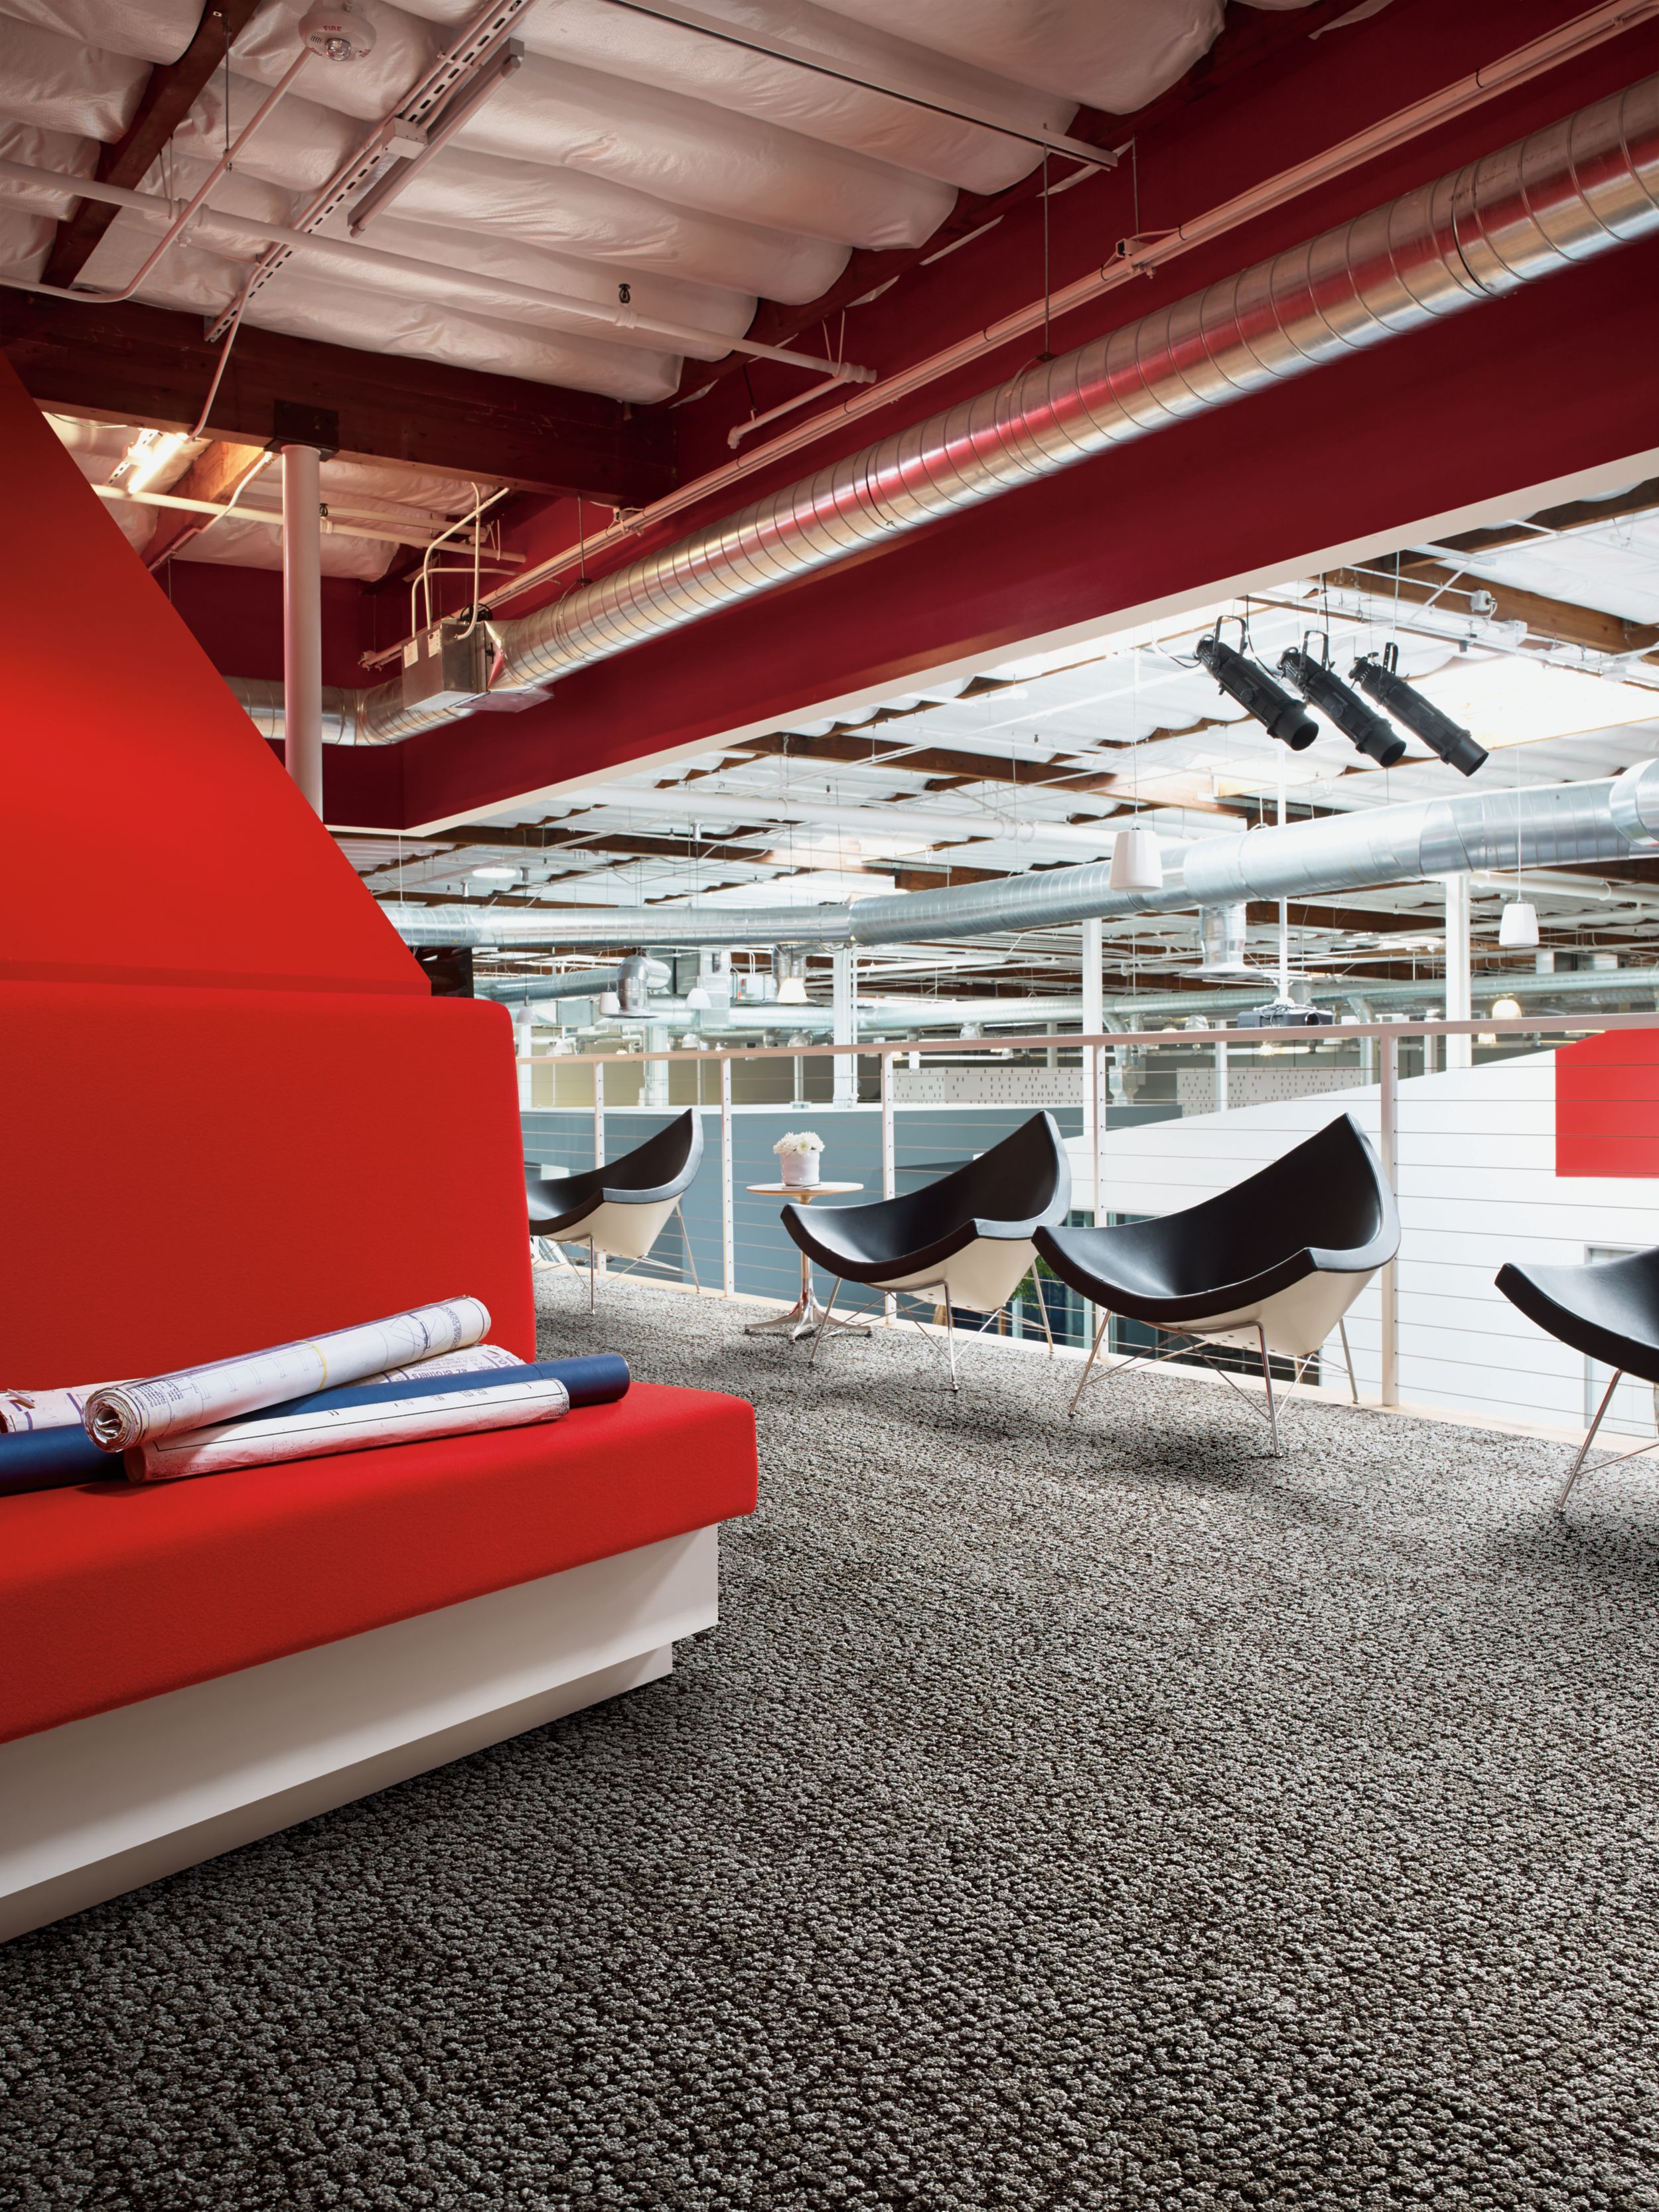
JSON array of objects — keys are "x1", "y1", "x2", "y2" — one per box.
[{"x1": 0, "y1": 369, "x2": 757, "y2": 1940}]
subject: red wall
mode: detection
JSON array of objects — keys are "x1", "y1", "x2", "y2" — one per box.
[
  {"x1": 3, "y1": 359, "x2": 425, "y2": 993},
  {"x1": 1557, "y1": 1032, "x2": 1659, "y2": 1179}
]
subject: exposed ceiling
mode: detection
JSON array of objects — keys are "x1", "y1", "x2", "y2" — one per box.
[{"x1": 347, "y1": 480, "x2": 1659, "y2": 1014}]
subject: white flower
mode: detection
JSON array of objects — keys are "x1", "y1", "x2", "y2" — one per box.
[{"x1": 773, "y1": 1131, "x2": 825, "y2": 1155}]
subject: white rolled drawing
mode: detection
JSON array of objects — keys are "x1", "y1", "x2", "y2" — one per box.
[
  {"x1": 84, "y1": 1296, "x2": 492, "y2": 1452},
  {"x1": 0, "y1": 1383, "x2": 117, "y2": 1434},
  {"x1": 125, "y1": 1374, "x2": 570, "y2": 1484}
]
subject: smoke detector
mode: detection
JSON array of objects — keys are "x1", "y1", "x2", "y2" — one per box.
[{"x1": 299, "y1": 1, "x2": 378, "y2": 60}]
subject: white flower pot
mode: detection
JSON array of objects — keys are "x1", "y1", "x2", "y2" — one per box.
[{"x1": 779, "y1": 1149, "x2": 823, "y2": 1188}]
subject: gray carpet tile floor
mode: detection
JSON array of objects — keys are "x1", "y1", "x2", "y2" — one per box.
[{"x1": 3, "y1": 1280, "x2": 1658, "y2": 2211}]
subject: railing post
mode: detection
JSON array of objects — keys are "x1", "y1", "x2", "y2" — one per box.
[
  {"x1": 1092, "y1": 1038, "x2": 1108, "y2": 1229},
  {"x1": 881, "y1": 1046, "x2": 896, "y2": 1326},
  {"x1": 720, "y1": 1054, "x2": 734, "y2": 1300},
  {"x1": 593, "y1": 1056, "x2": 605, "y2": 1170},
  {"x1": 1379, "y1": 1028, "x2": 1398, "y2": 1407}
]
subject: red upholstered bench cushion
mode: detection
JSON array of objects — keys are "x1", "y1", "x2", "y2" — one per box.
[{"x1": 0, "y1": 1381, "x2": 757, "y2": 1744}]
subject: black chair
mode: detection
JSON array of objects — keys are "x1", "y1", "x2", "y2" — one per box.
[
  {"x1": 1496, "y1": 1247, "x2": 1659, "y2": 1511},
  {"x1": 526, "y1": 1110, "x2": 704, "y2": 1307},
  {"x1": 1035, "y1": 1115, "x2": 1398, "y2": 1454},
  {"x1": 782, "y1": 1113, "x2": 1070, "y2": 1387}
]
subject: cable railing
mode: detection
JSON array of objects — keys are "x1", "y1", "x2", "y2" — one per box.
[{"x1": 521, "y1": 1010, "x2": 1659, "y2": 1442}]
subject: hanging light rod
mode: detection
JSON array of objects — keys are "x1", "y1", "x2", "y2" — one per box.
[{"x1": 598, "y1": 0, "x2": 1117, "y2": 169}]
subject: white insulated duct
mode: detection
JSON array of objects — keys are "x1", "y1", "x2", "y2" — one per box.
[
  {"x1": 381, "y1": 760, "x2": 1659, "y2": 949},
  {"x1": 253, "y1": 72, "x2": 1659, "y2": 747}
]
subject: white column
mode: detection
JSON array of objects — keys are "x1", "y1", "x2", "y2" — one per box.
[
  {"x1": 280, "y1": 443, "x2": 324, "y2": 815},
  {"x1": 832, "y1": 946, "x2": 857, "y2": 1105},
  {"x1": 1081, "y1": 917, "x2": 1104, "y2": 1226},
  {"x1": 645, "y1": 1024, "x2": 670, "y2": 1108},
  {"x1": 516, "y1": 1012, "x2": 534, "y2": 1110},
  {"x1": 1441, "y1": 872, "x2": 1472, "y2": 1070}
]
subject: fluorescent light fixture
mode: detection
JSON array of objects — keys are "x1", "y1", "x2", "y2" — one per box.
[
  {"x1": 1414, "y1": 661, "x2": 1659, "y2": 749},
  {"x1": 1211, "y1": 756, "x2": 1325, "y2": 797},
  {"x1": 470, "y1": 865, "x2": 518, "y2": 880},
  {"x1": 118, "y1": 429, "x2": 190, "y2": 497}
]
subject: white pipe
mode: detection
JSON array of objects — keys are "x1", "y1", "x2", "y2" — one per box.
[
  {"x1": 91, "y1": 481, "x2": 522, "y2": 561},
  {"x1": 565, "y1": 790, "x2": 1125, "y2": 853},
  {"x1": 1442, "y1": 872, "x2": 1473, "y2": 1069},
  {"x1": 281, "y1": 444, "x2": 325, "y2": 815},
  {"x1": 0, "y1": 160, "x2": 871, "y2": 381},
  {"x1": 7, "y1": 52, "x2": 311, "y2": 309}
]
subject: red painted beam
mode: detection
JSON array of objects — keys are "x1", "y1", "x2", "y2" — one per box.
[{"x1": 323, "y1": 216, "x2": 1659, "y2": 830}]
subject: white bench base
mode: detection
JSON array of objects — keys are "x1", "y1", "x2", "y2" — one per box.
[{"x1": 0, "y1": 1524, "x2": 719, "y2": 1944}]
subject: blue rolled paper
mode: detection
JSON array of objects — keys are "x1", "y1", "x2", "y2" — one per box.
[
  {"x1": 0, "y1": 1423, "x2": 115, "y2": 1496},
  {"x1": 266, "y1": 1354, "x2": 630, "y2": 1419},
  {"x1": 0, "y1": 1353, "x2": 630, "y2": 1498}
]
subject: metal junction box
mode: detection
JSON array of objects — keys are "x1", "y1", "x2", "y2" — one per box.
[{"x1": 401, "y1": 621, "x2": 490, "y2": 713}]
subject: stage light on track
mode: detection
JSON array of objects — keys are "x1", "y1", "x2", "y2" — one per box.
[
  {"x1": 1350, "y1": 647, "x2": 1488, "y2": 776},
  {"x1": 1277, "y1": 646, "x2": 1406, "y2": 768},
  {"x1": 1195, "y1": 636, "x2": 1317, "y2": 750}
]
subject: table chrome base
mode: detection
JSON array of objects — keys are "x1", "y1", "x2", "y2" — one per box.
[{"x1": 745, "y1": 1290, "x2": 871, "y2": 1344}]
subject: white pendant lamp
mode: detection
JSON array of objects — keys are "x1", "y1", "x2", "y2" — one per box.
[
  {"x1": 1498, "y1": 900, "x2": 1540, "y2": 949},
  {"x1": 1109, "y1": 822, "x2": 1163, "y2": 892}
]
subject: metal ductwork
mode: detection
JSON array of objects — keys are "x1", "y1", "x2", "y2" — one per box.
[
  {"x1": 381, "y1": 760, "x2": 1659, "y2": 950},
  {"x1": 233, "y1": 76, "x2": 1659, "y2": 749},
  {"x1": 478, "y1": 961, "x2": 669, "y2": 1008}
]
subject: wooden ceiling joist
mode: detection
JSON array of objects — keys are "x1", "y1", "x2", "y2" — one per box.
[
  {"x1": 1, "y1": 295, "x2": 678, "y2": 504},
  {"x1": 40, "y1": 0, "x2": 263, "y2": 291}
]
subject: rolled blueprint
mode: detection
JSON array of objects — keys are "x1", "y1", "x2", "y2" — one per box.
[
  {"x1": 2, "y1": 1357, "x2": 629, "y2": 1498},
  {"x1": 84, "y1": 1296, "x2": 492, "y2": 1452},
  {"x1": 0, "y1": 1343, "x2": 513, "y2": 1438},
  {"x1": 0, "y1": 1382, "x2": 117, "y2": 1434},
  {"x1": 125, "y1": 1373, "x2": 573, "y2": 1484},
  {"x1": 372, "y1": 1343, "x2": 522, "y2": 1383}
]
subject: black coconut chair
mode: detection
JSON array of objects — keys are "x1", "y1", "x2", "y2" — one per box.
[
  {"x1": 526, "y1": 1110, "x2": 704, "y2": 1306},
  {"x1": 1035, "y1": 1114, "x2": 1398, "y2": 1453},
  {"x1": 782, "y1": 1112, "x2": 1070, "y2": 1386},
  {"x1": 1496, "y1": 1246, "x2": 1659, "y2": 1511}
]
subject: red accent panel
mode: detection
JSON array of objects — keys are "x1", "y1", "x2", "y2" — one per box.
[
  {"x1": 1, "y1": 356, "x2": 421, "y2": 993},
  {"x1": 0, "y1": 983, "x2": 536, "y2": 1386},
  {"x1": 0, "y1": 1383, "x2": 758, "y2": 1742},
  {"x1": 1557, "y1": 1030, "x2": 1659, "y2": 1178}
]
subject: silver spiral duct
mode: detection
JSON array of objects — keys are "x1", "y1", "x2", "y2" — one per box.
[
  {"x1": 229, "y1": 676, "x2": 362, "y2": 744},
  {"x1": 382, "y1": 760, "x2": 1659, "y2": 949},
  {"x1": 301, "y1": 72, "x2": 1659, "y2": 748}
]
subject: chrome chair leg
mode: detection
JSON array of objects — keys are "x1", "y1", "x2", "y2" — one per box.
[
  {"x1": 808, "y1": 1277, "x2": 843, "y2": 1365},
  {"x1": 1339, "y1": 1318, "x2": 1359, "y2": 1405},
  {"x1": 678, "y1": 1200, "x2": 701, "y2": 1294},
  {"x1": 1035, "y1": 1273, "x2": 1055, "y2": 1357},
  {"x1": 588, "y1": 1239, "x2": 599, "y2": 1312},
  {"x1": 1559, "y1": 1369, "x2": 1622, "y2": 1512},
  {"x1": 1258, "y1": 1325, "x2": 1281, "y2": 1457},
  {"x1": 1069, "y1": 1312, "x2": 1110, "y2": 1418},
  {"x1": 944, "y1": 1299, "x2": 958, "y2": 1391}
]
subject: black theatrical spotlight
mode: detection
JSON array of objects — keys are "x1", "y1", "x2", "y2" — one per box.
[
  {"x1": 1277, "y1": 644, "x2": 1406, "y2": 768},
  {"x1": 1195, "y1": 635, "x2": 1317, "y2": 750},
  {"x1": 1350, "y1": 646, "x2": 1489, "y2": 776}
]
